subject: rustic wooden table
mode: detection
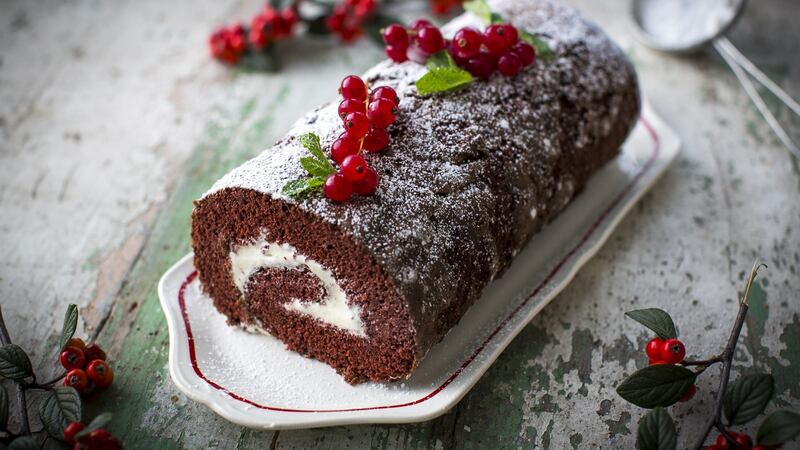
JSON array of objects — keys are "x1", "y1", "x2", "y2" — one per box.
[{"x1": 1, "y1": 0, "x2": 798, "y2": 448}]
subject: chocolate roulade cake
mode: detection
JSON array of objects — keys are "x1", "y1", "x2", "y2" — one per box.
[{"x1": 191, "y1": 0, "x2": 640, "y2": 383}]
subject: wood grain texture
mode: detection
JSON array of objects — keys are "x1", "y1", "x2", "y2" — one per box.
[{"x1": 1, "y1": 0, "x2": 798, "y2": 448}]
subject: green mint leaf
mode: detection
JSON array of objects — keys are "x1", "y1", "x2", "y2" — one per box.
[
  {"x1": 426, "y1": 50, "x2": 456, "y2": 70},
  {"x1": 39, "y1": 387, "x2": 81, "y2": 440},
  {"x1": 463, "y1": 0, "x2": 492, "y2": 23},
  {"x1": 637, "y1": 407, "x2": 677, "y2": 450},
  {"x1": 0, "y1": 385, "x2": 8, "y2": 428},
  {"x1": 74, "y1": 412, "x2": 113, "y2": 440},
  {"x1": 724, "y1": 374, "x2": 775, "y2": 425},
  {"x1": 298, "y1": 132, "x2": 334, "y2": 173},
  {"x1": 616, "y1": 365, "x2": 695, "y2": 409},
  {"x1": 416, "y1": 67, "x2": 473, "y2": 95},
  {"x1": 519, "y1": 31, "x2": 555, "y2": 61},
  {"x1": 624, "y1": 308, "x2": 678, "y2": 340},
  {"x1": 58, "y1": 303, "x2": 78, "y2": 351},
  {"x1": 300, "y1": 156, "x2": 335, "y2": 178},
  {"x1": 8, "y1": 436, "x2": 38, "y2": 450},
  {"x1": 0, "y1": 344, "x2": 33, "y2": 380},
  {"x1": 757, "y1": 411, "x2": 800, "y2": 446},
  {"x1": 282, "y1": 177, "x2": 326, "y2": 200}
]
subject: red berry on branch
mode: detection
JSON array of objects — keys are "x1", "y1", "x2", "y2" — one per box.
[
  {"x1": 679, "y1": 384, "x2": 697, "y2": 402},
  {"x1": 339, "y1": 99, "x2": 366, "y2": 119},
  {"x1": 339, "y1": 75, "x2": 368, "y2": 101},
  {"x1": 84, "y1": 343, "x2": 107, "y2": 362},
  {"x1": 324, "y1": 173, "x2": 354, "y2": 202},
  {"x1": 484, "y1": 24, "x2": 511, "y2": 54},
  {"x1": 282, "y1": 7, "x2": 300, "y2": 28},
  {"x1": 64, "y1": 421, "x2": 86, "y2": 446},
  {"x1": 60, "y1": 346, "x2": 86, "y2": 371},
  {"x1": 467, "y1": 53, "x2": 496, "y2": 80},
  {"x1": 331, "y1": 134, "x2": 361, "y2": 165},
  {"x1": 367, "y1": 98, "x2": 398, "y2": 128},
  {"x1": 660, "y1": 338, "x2": 686, "y2": 364},
  {"x1": 648, "y1": 357, "x2": 666, "y2": 365},
  {"x1": 64, "y1": 369, "x2": 89, "y2": 394},
  {"x1": 503, "y1": 24, "x2": 519, "y2": 47},
  {"x1": 451, "y1": 27, "x2": 483, "y2": 60},
  {"x1": 344, "y1": 112, "x2": 370, "y2": 138},
  {"x1": 326, "y1": 12, "x2": 346, "y2": 32},
  {"x1": 513, "y1": 41, "x2": 536, "y2": 66},
  {"x1": 370, "y1": 86, "x2": 399, "y2": 105},
  {"x1": 363, "y1": 126, "x2": 390, "y2": 152},
  {"x1": 66, "y1": 337, "x2": 87, "y2": 353},
  {"x1": 353, "y1": 166, "x2": 379, "y2": 195},
  {"x1": 498, "y1": 52, "x2": 522, "y2": 76},
  {"x1": 417, "y1": 25, "x2": 444, "y2": 54},
  {"x1": 406, "y1": 42, "x2": 432, "y2": 64},
  {"x1": 386, "y1": 45, "x2": 409, "y2": 62},
  {"x1": 733, "y1": 433, "x2": 753, "y2": 449},
  {"x1": 383, "y1": 24, "x2": 409, "y2": 47},
  {"x1": 645, "y1": 337, "x2": 664, "y2": 360},
  {"x1": 411, "y1": 19, "x2": 433, "y2": 30},
  {"x1": 341, "y1": 155, "x2": 369, "y2": 182},
  {"x1": 86, "y1": 359, "x2": 114, "y2": 389}
]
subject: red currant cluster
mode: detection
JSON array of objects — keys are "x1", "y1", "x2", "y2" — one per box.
[
  {"x1": 326, "y1": 0, "x2": 377, "y2": 42},
  {"x1": 644, "y1": 337, "x2": 697, "y2": 402},
  {"x1": 707, "y1": 432, "x2": 777, "y2": 450},
  {"x1": 209, "y1": 5, "x2": 299, "y2": 64},
  {"x1": 64, "y1": 422, "x2": 121, "y2": 450},
  {"x1": 60, "y1": 338, "x2": 114, "y2": 395},
  {"x1": 382, "y1": 20, "x2": 536, "y2": 78},
  {"x1": 324, "y1": 75, "x2": 399, "y2": 202}
]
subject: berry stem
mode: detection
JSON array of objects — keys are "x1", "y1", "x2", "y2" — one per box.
[
  {"x1": 690, "y1": 261, "x2": 766, "y2": 450},
  {"x1": 0, "y1": 306, "x2": 31, "y2": 435}
]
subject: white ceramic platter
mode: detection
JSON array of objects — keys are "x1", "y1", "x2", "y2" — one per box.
[{"x1": 159, "y1": 102, "x2": 680, "y2": 429}]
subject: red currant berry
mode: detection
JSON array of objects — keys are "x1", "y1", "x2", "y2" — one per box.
[
  {"x1": 60, "y1": 346, "x2": 86, "y2": 371},
  {"x1": 331, "y1": 134, "x2": 361, "y2": 165},
  {"x1": 411, "y1": 19, "x2": 433, "y2": 30},
  {"x1": 406, "y1": 42, "x2": 431, "y2": 64},
  {"x1": 84, "y1": 343, "x2": 107, "y2": 362},
  {"x1": 367, "y1": 98, "x2": 398, "y2": 128},
  {"x1": 716, "y1": 434, "x2": 729, "y2": 447},
  {"x1": 370, "y1": 86, "x2": 399, "y2": 105},
  {"x1": 64, "y1": 421, "x2": 85, "y2": 446},
  {"x1": 645, "y1": 337, "x2": 665, "y2": 360},
  {"x1": 512, "y1": 41, "x2": 536, "y2": 66},
  {"x1": 483, "y1": 24, "x2": 512, "y2": 54},
  {"x1": 363, "y1": 126, "x2": 390, "y2": 152},
  {"x1": 353, "y1": 166, "x2": 379, "y2": 195},
  {"x1": 282, "y1": 7, "x2": 300, "y2": 27},
  {"x1": 87, "y1": 429, "x2": 122, "y2": 450},
  {"x1": 733, "y1": 433, "x2": 753, "y2": 449},
  {"x1": 64, "y1": 369, "x2": 89, "y2": 394},
  {"x1": 341, "y1": 155, "x2": 369, "y2": 182},
  {"x1": 66, "y1": 337, "x2": 87, "y2": 353},
  {"x1": 417, "y1": 25, "x2": 444, "y2": 54},
  {"x1": 679, "y1": 384, "x2": 697, "y2": 402},
  {"x1": 708, "y1": 446, "x2": 728, "y2": 450},
  {"x1": 386, "y1": 45, "x2": 409, "y2": 62},
  {"x1": 648, "y1": 357, "x2": 666, "y2": 365},
  {"x1": 324, "y1": 173, "x2": 354, "y2": 202},
  {"x1": 343, "y1": 112, "x2": 370, "y2": 138},
  {"x1": 86, "y1": 359, "x2": 114, "y2": 388},
  {"x1": 338, "y1": 99, "x2": 366, "y2": 119},
  {"x1": 502, "y1": 24, "x2": 519, "y2": 47},
  {"x1": 451, "y1": 27, "x2": 483, "y2": 60},
  {"x1": 497, "y1": 52, "x2": 522, "y2": 76},
  {"x1": 383, "y1": 24, "x2": 409, "y2": 47},
  {"x1": 467, "y1": 53, "x2": 496, "y2": 80},
  {"x1": 339, "y1": 75, "x2": 368, "y2": 101},
  {"x1": 660, "y1": 338, "x2": 686, "y2": 364}
]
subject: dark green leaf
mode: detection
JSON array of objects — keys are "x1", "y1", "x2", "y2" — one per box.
[
  {"x1": 616, "y1": 365, "x2": 695, "y2": 408},
  {"x1": 39, "y1": 387, "x2": 81, "y2": 440},
  {"x1": 624, "y1": 308, "x2": 678, "y2": 340},
  {"x1": 463, "y1": 0, "x2": 492, "y2": 23},
  {"x1": 8, "y1": 437, "x2": 37, "y2": 450},
  {"x1": 74, "y1": 412, "x2": 112, "y2": 440},
  {"x1": 519, "y1": 31, "x2": 555, "y2": 61},
  {"x1": 0, "y1": 345, "x2": 33, "y2": 380},
  {"x1": 637, "y1": 407, "x2": 677, "y2": 450},
  {"x1": 425, "y1": 50, "x2": 455, "y2": 70},
  {"x1": 58, "y1": 304, "x2": 78, "y2": 351},
  {"x1": 282, "y1": 177, "x2": 326, "y2": 200},
  {"x1": 724, "y1": 374, "x2": 774, "y2": 425},
  {"x1": 757, "y1": 410, "x2": 800, "y2": 446},
  {"x1": 416, "y1": 67, "x2": 473, "y2": 95},
  {"x1": 237, "y1": 47, "x2": 281, "y2": 73},
  {"x1": 300, "y1": 157, "x2": 335, "y2": 178},
  {"x1": 306, "y1": 14, "x2": 333, "y2": 35},
  {"x1": 0, "y1": 385, "x2": 7, "y2": 429}
]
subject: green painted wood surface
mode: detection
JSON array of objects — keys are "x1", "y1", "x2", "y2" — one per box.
[{"x1": 1, "y1": 0, "x2": 798, "y2": 448}]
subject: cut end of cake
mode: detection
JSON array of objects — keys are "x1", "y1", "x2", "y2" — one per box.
[{"x1": 191, "y1": 187, "x2": 418, "y2": 383}]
